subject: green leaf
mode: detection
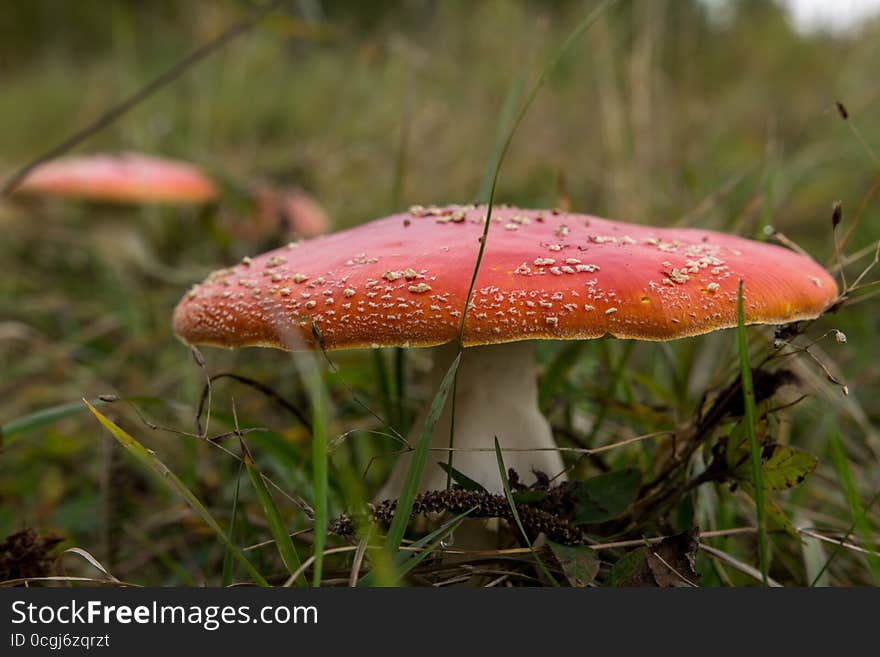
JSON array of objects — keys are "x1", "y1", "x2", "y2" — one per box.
[
  {"x1": 436, "y1": 462, "x2": 487, "y2": 493},
  {"x1": 548, "y1": 541, "x2": 599, "y2": 587},
  {"x1": 241, "y1": 439, "x2": 306, "y2": 586},
  {"x1": 385, "y1": 354, "x2": 460, "y2": 554},
  {"x1": 83, "y1": 401, "x2": 267, "y2": 586},
  {"x1": 733, "y1": 444, "x2": 817, "y2": 490},
  {"x1": 572, "y1": 469, "x2": 641, "y2": 524},
  {"x1": 607, "y1": 548, "x2": 649, "y2": 586}
]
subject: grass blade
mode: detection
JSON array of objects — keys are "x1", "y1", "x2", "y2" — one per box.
[
  {"x1": 494, "y1": 437, "x2": 559, "y2": 586},
  {"x1": 83, "y1": 400, "x2": 267, "y2": 586},
  {"x1": 306, "y1": 353, "x2": 329, "y2": 587},
  {"x1": 459, "y1": 0, "x2": 619, "y2": 342},
  {"x1": 477, "y1": 69, "x2": 526, "y2": 202},
  {"x1": 221, "y1": 460, "x2": 245, "y2": 587},
  {"x1": 359, "y1": 508, "x2": 472, "y2": 587},
  {"x1": 386, "y1": 353, "x2": 461, "y2": 554},
  {"x1": 828, "y1": 431, "x2": 880, "y2": 583},
  {"x1": 289, "y1": 348, "x2": 331, "y2": 586},
  {"x1": 810, "y1": 488, "x2": 880, "y2": 586},
  {"x1": 388, "y1": 105, "x2": 411, "y2": 433},
  {"x1": 736, "y1": 280, "x2": 768, "y2": 587},
  {"x1": 241, "y1": 437, "x2": 306, "y2": 586},
  {"x1": 388, "y1": 510, "x2": 471, "y2": 583}
]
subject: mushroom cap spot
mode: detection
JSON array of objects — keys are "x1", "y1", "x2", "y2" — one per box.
[
  {"x1": 14, "y1": 152, "x2": 218, "y2": 204},
  {"x1": 173, "y1": 204, "x2": 839, "y2": 351}
]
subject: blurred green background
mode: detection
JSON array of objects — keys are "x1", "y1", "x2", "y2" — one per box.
[{"x1": 1, "y1": 0, "x2": 879, "y2": 585}]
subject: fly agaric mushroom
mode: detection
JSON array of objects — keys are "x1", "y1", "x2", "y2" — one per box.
[
  {"x1": 172, "y1": 204, "x2": 838, "y2": 495},
  {"x1": 14, "y1": 153, "x2": 218, "y2": 204}
]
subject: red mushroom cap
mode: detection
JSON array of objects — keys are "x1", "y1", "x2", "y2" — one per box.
[
  {"x1": 173, "y1": 204, "x2": 838, "y2": 351},
  {"x1": 15, "y1": 153, "x2": 218, "y2": 204}
]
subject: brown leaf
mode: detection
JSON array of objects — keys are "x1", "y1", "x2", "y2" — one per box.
[{"x1": 646, "y1": 527, "x2": 699, "y2": 587}]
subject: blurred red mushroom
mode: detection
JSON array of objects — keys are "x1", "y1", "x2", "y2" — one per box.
[
  {"x1": 12, "y1": 151, "x2": 331, "y2": 250},
  {"x1": 247, "y1": 183, "x2": 330, "y2": 242},
  {"x1": 14, "y1": 152, "x2": 218, "y2": 204},
  {"x1": 279, "y1": 188, "x2": 330, "y2": 238},
  {"x1": 9, "y1": 152, "x2": 226, "y2": 284}
]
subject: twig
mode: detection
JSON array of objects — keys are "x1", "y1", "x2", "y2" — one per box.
[
  {"x1": 799, "y1": 527, "x2": 880, "y2": 558},
  {"x1": 699, "y1": 543, "x2": 783, "y2": 587}
]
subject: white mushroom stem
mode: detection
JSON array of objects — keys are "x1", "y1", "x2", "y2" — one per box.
[{"x1": 377, "y1": 340, "x2": 566, "y2": 498}]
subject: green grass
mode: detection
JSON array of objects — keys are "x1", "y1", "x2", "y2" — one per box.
[
  {"x1": 2, "y1": 0, "x2": 880, "y2": 587},
  {"x1": 736, "y1": 280, "x2": 768, "y2": 587},
  {"x1": 241, "y1": 433, "x2": 305, "y2": 586},
  {"x1": 301, "y1": 352, "x2": 329, "y2": 587},
  {"x1": 385, "y1": 354, "x2": 460, "y2": 555}
]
